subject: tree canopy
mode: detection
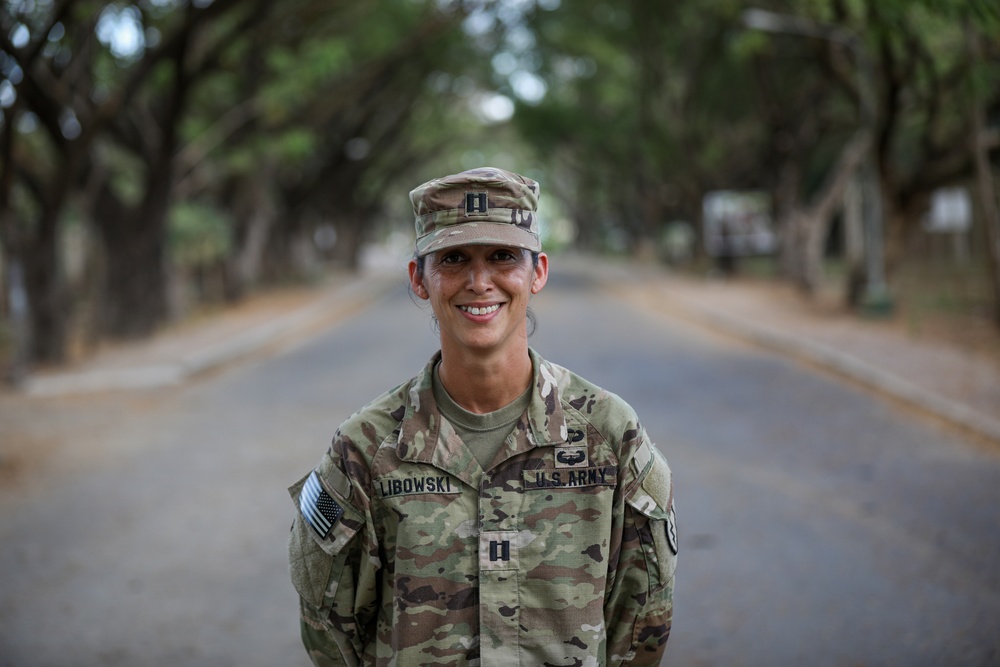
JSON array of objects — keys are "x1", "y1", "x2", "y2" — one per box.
[{"x1": 2, "y1": 0, "x2": 999, "y2": 368}]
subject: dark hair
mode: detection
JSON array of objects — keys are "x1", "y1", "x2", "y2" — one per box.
[{"x1": 410, "y1": 249, "x2": 540, "y2": 336}]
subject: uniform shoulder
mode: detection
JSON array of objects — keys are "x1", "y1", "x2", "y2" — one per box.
[
  {"x1": 543, "y1": 358, "x2": 640, "y2": 435},
  {"x1": 332, "y1": 378, "x2": 412, "y2": 460}
]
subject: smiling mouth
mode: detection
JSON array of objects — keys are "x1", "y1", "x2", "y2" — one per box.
[{"x1": 458, "y1": 304, "x2": 501, "y2": 315}]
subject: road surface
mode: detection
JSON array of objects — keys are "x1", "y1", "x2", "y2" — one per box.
[{"x1": 1, "y1": 262, "x2": 998, "y2": 666}]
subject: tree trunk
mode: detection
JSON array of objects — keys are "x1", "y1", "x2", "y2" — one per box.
[
  {"x1": 1, "y1": 107, "x2": 82, "y2": 364},
  {"x1": 22, "y1": 212, "x2": 69, "y2": 363},
  {"x1": 802, "y1": 208, "x2": 830, "y2": 292},
  {"x1": 94, "y1": 137, "x2": 177, "y2": 336},
  {"x1": 99, "y1": 206, "x2": 170, "y2": 339},
  {"x1": 331, "y1": 211, "x2": 367, "y2": 271},
  {"x1": 774, "y1": 157, "x2": 802, "y2": 280},
  {"x1": 98, "y1": 22, "x2": 192, "y2": 338},
  {"x1": 776, "y1": 214, "x2": 810, "y2": 291},
  {"x1": 843, "y1": 177, "x2": 867, "y2": 306},
  {"x1": 262, "y1": 210, "x2": 308, "y2": 281},
  {"x1": 225, "y1": 163, "x2": 275, "y2": 302},
  {"x1": 782, "y1": 131, "x2": 871, "y2": 295},
  {"x1": 967, "y1": 25, "x2": 1000, "y2": 328},
  {"x1": 973, "y1": 126, "x2": 1000, "y2": 326}
]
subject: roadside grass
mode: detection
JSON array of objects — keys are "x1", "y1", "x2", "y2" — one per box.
[
  {"x1": 801, "y1": 254, "x2": 997, "y2": 363},
  {"x1": 681, "y1": 249, "x2": 999, "y2": 363},
  {"x1": 889, "y1": 257, "x2": 999, "y2": 362}
]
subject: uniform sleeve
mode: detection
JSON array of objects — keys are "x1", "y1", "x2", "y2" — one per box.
[
  {"x1": 605, "y1": 429, "x2": 678, "y2": 666},
  {"x1": 288, "y1": 444, "x2": 381, "y2": 667}
]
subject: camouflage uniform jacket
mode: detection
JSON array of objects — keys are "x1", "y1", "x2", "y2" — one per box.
[{"x1": 288, "y1": 349, "x2": 677, "y2": 666}]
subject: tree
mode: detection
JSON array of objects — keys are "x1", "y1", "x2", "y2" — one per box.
[
  {"x1": 966, "y1": 20, "x2": 1000, "y2": 327},
  {"x1": 91, "y1": 0, "x2": 271, "y2": 337},
  {"x1": 260, "y1": 0, "x2": 473, "y2": 273},
  {"x1": 742, "y1": 0, "x2": 1000, "y2": 302},
  {"x1": 0, "y1": 0, "x2": 256, "y2": 358},
  {"x1": 513, "y1": 0, "x2": 767, "y2": 255},
  {"x1": 511, "y1": 0, "x2": 1000, "y2": 309}
]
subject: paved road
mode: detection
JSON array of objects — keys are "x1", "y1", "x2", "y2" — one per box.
[{"x1": 1, "y1": 263, "x2": 999, "y2": 666}]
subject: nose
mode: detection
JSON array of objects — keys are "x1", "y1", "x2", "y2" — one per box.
[{"x1": 466, "y1": 257, "x2": 493, "y2": 294}]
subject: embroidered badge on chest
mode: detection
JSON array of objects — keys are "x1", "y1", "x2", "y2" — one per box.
[
  {"x1": 300, "y1": 471, "x2": 343, "y2": 539},
  {"x1": 555, "y1": 446, "x2": 588, "y2": 468},
  {"x1": 555, "y1": 428, "x2": 589, "y2": 468}
]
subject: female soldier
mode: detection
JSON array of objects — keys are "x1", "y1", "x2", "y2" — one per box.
[{"x1": 288, "y1": 167, "x2": 677, "y2": 666}]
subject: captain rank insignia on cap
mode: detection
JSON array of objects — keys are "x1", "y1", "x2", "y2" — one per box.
[{"x1": 466, "y1": 192, "x2": 488, "y2": 215}]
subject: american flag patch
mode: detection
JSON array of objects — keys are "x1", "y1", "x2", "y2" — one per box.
[{"x1": 300, "y1": 471, "x2": 343, "y2": 539}]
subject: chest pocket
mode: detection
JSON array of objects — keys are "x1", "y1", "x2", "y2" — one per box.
[
  {"x1": 626, "y1": 443, "x2": 678, "y2": 590},
  {"x1": 287, "y1": 467, "x2": 362, "y2": 609}
]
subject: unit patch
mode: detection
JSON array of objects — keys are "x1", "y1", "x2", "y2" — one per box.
[
  {"x1": 665, "y1": 507, "x2": 679, "y2": 555},
  {"x1": 376, "y1": 474, "x2": 461, "y2": 499},
  {"x1": 523, "y1": 466, "x2": 616, "y2": 490},
  {"x1": 300, "y1": 470, "x2": 343, "y2": 539}
]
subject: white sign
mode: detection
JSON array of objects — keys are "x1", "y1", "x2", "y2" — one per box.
[
  {"x1": 924, "y1": 187, "x2": 971, "y2": 233},
  {"x1": 702, "y1": 190, "x2": 777, "y2": 257}
]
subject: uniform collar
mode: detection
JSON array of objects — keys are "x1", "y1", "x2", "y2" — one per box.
[
  {"x1": 396, "y1": 349, "x2": 567, "y2": 483},
  {"x1": 524, "y1": 348, "x2": 569, "y2": 446}
]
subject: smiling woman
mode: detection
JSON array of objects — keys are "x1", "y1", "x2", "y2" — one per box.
[
  {"x1": 287, "y1": 167, "x2": 678, "y2": 667},
  {"x1": 410, "y1": 244, "x2": 545, "y2": 391}
]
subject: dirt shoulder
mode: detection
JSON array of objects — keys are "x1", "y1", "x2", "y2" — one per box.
[{"x1": 595, "y1": 259, "x2": 1000, "y2": 446}]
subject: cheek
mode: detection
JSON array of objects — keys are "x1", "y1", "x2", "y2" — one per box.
[
  {"x1": 422, "y1": 275, "x2": 457, "y2": 305},
  {"x1": 512, "y1": 269, "x2": 537, "y2": 294}
]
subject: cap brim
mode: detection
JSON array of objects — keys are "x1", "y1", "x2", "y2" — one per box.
[{"x1": 416, "y1": 222, "x2": 541, "y2": 256}]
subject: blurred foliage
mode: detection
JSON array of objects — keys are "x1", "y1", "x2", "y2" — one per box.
[
  {"x1": 510, "y1": 0, "x2": 766, "y2": 251},
  {"x1": 168, "y1": 201, "x2": 233, "y2": 267}
]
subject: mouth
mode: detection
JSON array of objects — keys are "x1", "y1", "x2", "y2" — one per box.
[{"x1": 458, "y1": 304, "x2": 502, "y2": 316}]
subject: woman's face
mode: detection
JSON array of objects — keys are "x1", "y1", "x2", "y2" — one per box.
[{"x1": 408, "y1": 245, "x2": 548, "y2": 357}]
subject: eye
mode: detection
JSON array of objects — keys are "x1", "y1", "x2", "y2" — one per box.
[
  {"x1": 491, "y1": 248, "x2": 520, "y2": 262},
  {"x1": 439, "y1": 251, "x2": 467, "y2": 265}
]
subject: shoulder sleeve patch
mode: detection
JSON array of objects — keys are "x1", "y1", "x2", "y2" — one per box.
[{"x1": 299, "y1": 471, "x2": 344, "y2": 539}]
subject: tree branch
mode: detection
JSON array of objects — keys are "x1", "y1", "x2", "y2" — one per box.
[
  {"x1": 85, "y1": 0, "x2": 251, "y2": 143},
  {"x1": 806, "y1": 129, "x2": 871, "y2": 221},
  {"x1": 22, "y1": 0, "x2": 78, "y2": 65}
]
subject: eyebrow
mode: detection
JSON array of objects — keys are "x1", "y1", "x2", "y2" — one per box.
[{"x1": 436, "y1": 246, "x2": 522, "y2": 258}]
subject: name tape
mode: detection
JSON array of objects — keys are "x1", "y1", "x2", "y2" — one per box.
[{"x1": 523, "y1": 466, "x2": 616, "y2": 490}]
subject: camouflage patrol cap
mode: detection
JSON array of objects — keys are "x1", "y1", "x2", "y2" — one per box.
[{"x1": 410, "y1": 166, "x2": 541, "y2": 257}]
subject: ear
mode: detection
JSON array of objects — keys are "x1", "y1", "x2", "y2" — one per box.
[
  {"x1": 408, "y1": 259, "x2": 429, "y2": 300},
  {"x1": 530, "y1": 252, "x2": 549, "y2": 294}
]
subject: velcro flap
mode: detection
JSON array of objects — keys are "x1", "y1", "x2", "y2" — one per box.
[
  {"x1": 324, "y1": 463, "x2": 353, "y2": 501},
  {"x1": 626, "y1": 445, "x2": 673, "y2": 520},
  {"x1": 642, "y1": 447, "x2": 672, "y2": 513}
]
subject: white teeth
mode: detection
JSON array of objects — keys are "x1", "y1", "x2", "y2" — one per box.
[{"x1": 461, "y1": 304, "x2": 500, "y2": 315}]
